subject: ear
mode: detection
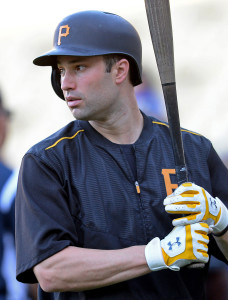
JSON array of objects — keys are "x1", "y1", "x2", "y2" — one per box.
[{"x1": 114, "y1": 59, "x2": 130, "y2": 84}]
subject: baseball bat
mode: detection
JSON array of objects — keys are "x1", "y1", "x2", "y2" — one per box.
[
  {"x1": 144, "y1": 0, "x2": 188, "y2": 186},
  {"x1": 144, "y1": 1, "x2": 206, "y2": 269}
]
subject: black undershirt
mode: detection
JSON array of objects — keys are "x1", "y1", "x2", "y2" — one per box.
[{"x1": 119, "y1": 144, "x2": 137, "y2": 180}]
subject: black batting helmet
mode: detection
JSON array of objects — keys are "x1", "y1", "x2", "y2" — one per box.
[{"x1": 33, "y1": 10, "x2": 142, "y2": 100}]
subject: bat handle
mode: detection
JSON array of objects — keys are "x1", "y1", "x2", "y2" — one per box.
[{"x1": 175, "y1": 165, "x2": 188, "y2": 185}]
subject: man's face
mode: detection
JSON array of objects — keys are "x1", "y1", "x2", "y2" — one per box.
[{"x1": 57, "y1": 55, "x2": 120, "y2": 121}]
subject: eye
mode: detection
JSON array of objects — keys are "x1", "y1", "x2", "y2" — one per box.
[
  {"x1": 57, "y1": 67, "x2": 65, "y2": 76},
  {"x1": 75, "y1": 65, "x2": 85, "y2": 72}
]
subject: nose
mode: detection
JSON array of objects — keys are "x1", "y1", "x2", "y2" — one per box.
[{"x1": 61, "y1": 71, "x2": 76, "y2": 92}]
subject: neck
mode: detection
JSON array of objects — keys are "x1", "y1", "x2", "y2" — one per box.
[{"x1": 89, "y1": 108, "x2": 144, "y2": 145}]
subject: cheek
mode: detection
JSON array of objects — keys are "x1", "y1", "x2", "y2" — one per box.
[
  {"x1": 80, "y1": 70, "x2": 116, "y2": 100},
  {"x1": 80, "y1": 77, "x2": 104, "y2": 98}
]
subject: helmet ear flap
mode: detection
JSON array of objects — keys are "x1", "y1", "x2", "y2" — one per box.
[{"x1": 51, "y1": 67, "x2": 65, "y2": 100}]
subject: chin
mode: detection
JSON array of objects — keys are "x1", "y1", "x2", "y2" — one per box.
[{"x1": 72, "y1": 111, "x2": 89, "y2": 121}]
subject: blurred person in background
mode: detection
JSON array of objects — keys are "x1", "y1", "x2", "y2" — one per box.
[
  {"x1": 0, "y1": 90, "x2": 37, "y2": 300},
  {"x1": 135, "y1": 72, "x2": 166, "y2": 121}
]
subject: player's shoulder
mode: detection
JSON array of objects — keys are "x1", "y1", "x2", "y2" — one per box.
[
  {"x1": 148, "y1": 115, "x2": 212, "y2": 148},
  {"x1": 26, "y1": 120, "x2": 84, "y2": 155}
]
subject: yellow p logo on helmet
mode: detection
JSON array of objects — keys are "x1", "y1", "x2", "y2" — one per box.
[{"x1": 58, "y1": 25, "x2": 70, "y2": 45}]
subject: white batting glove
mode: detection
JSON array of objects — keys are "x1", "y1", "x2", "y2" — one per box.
[
  {"x1": 145, "y1": 223, "x2": 209, "y2": 271},
  {"x1": 163, "y1": 182, "x2": 228, "y2": 236}
]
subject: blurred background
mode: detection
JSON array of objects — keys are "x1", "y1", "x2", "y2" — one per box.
[
  {"x1": 0, "y1": 0, "x2": 228, "y2": 168},
  {"x1": 0, "y1": 0, "x2": 228, "y2": 299}
]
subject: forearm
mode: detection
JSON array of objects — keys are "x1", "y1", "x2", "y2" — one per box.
[
  {"x1": 33, "y1": 245, "x2": 150, "y2": 293},
  {"x1": 214, "y1": 230, "x2": 228, "y2": 261}
]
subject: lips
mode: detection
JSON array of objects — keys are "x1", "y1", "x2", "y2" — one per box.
[
  {"x1": 66, "y1": 96, "x2": 82, "y2": 108},
  {"x1": 67, "y1": 99, "x2": 82, "y2": 108}
]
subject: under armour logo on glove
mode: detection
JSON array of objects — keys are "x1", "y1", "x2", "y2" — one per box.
[
  {"x1": 209, "y1": 197, "x2": 217, "y2": 210},
  {"x1": 145, "y1": 223, "x2": 209, "y2": 271},
  {"x1": 168, "y1": 237, "x2": 181, "y2": 250}
]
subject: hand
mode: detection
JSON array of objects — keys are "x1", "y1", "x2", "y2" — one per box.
[
  {"x1": 163, "y1": 182, "x2": 228, "y2": 236},
  {"x1": 145, "y1": 223, "x2": 209, "y2": 271}
]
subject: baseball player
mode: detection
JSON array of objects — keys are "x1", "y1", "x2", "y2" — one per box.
[{"x1": 15, "y1": 11, "x2": 228, "y2": 300}]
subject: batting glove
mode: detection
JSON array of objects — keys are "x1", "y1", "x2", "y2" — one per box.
[
  {"x1": 145, "y1": 223, "x2": 209, "y2": 271},
  {"x1": 163, "y1": 182, "x2": 228, "y2": 236}
]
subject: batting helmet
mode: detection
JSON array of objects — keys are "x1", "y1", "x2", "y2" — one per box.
[{"x1": 33, "y1": 10, "x2": 142, "y2": 100}]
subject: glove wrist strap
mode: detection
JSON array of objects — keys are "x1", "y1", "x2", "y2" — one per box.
[
  {"x1": 213, "y1": 199, "x2": 228, "y2": 235},
  {"x1": 213, "y1": 224, "x2": 228, "y2": 237},
  {"x1": 145, "y1": 237, "x2": 167, "y2": 271}
]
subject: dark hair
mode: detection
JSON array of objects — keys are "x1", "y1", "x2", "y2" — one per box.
[{"x1": 103, "y1": 54, "x2": 134, "y2": 85}]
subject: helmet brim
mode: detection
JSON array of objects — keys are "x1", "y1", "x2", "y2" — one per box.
[
  {"x1": 33, "y1": 48, "x2": 97, "y2": 66},
  {"x1": 33, "y1": 47, "x2": 140, "y2": 68}
]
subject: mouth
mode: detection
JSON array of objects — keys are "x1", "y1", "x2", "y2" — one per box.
[{"x1": 66, "y1": 97, "x2": 83, "y2": 108}]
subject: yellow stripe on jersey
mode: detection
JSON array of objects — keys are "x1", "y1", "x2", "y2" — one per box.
[
  {"x1": 152, "y1": 121, "x2": 169, "y2": 128},
  {"x1": 152, "y1": 121, "x2": 201, "y2": 136},
  {"x1": 181, "y1": 129, "x2": 201, "y2": 136},
  {"x1": 45, "y1": 129, "x2": 84, "y2": 150}
]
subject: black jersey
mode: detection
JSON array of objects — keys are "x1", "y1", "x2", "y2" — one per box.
[{"x1": 15, "y1": 113, "x2": 228, "y2": 300}]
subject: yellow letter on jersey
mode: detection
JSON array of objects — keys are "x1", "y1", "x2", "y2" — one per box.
[
  {"x1": 58, "y1": 25, "x2": 70, "y2": 45},
  {"x1": 162, "y1": 169, "x2": 178, "y2": 196}
]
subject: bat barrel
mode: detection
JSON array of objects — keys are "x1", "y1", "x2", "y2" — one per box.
[
  {"x1": 144, "y1": 0, "x2": 188, "y2": 186},
  {"x1": 145, "y1": 0, "x2": 175, "y2": 85}
]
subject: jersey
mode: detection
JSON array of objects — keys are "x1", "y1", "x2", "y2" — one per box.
[{"x1": 15, "y1": 113, "x2": 228, "y2": 300}]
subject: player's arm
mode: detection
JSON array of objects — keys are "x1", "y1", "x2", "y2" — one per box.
[
  {"x1": 213, "y1": 231, "x2": 228, "y2": 260},
  {"x1": 34, "y1": 245, "x2": 149, "y2": 292},
  {"x1": 33, "y1": 222, "x2": 209, "y2": 293},
  {"x1": 163, "y1": 182, "x2": 228, "y2": 259}
]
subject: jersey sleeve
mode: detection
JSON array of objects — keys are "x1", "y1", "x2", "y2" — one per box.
[
  {"x1": 15, "y1": 153, "x2": 79, "y2": 284},
  {"x1": 207, "y1": 145, "x2": 228, "y2": 264},
  {"x1": 208, "y1": 145, "x2": 228, "y2": 202}
]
